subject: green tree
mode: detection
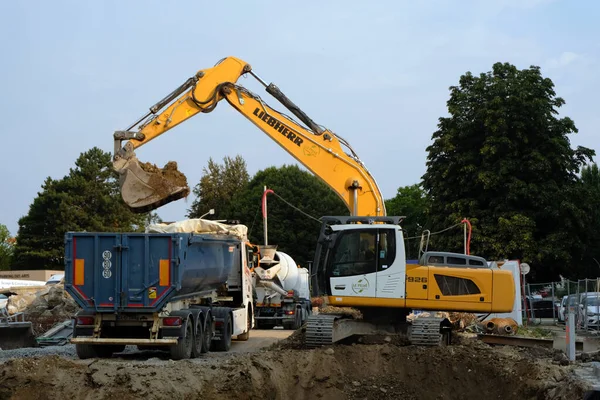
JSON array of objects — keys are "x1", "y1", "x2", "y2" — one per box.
[
  {"x1": 0, "y1": 224, "x2": 13, "y2": 270},
  {"x1": 12, "y1": 147, "x2": 152, "y2": 270},
  {"x1": 187, "y1": 155, "x2": 249, "y2": 220},
  {"x1": 385, "y1": 184, "x2": 430, "y2": 260},
  {"x1": 580, "y1": 163, "x2": 600, "y2": 277},
  {"x1": 229, "y1": 164, "x2": 348, "y2": 267},
  {"x1": 421, "y1": 62, "x2": 595, "y2": 281}
]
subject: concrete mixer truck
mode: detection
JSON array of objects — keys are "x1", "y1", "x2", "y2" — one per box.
[{"x1": 252, "y1": 245, "x2": 312, "y2": 330}]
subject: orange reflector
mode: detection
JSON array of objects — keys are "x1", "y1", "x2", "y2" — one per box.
[
  {"x1": 159, "y1": 259, "x2": 170, "y2": 286},
  {"x1": 74, "y1": 259, "x2": 85, "y2": 286}
]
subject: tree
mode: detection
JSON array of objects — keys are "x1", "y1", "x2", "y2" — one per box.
[
  {"x1": 421, "y1": 62, "x2": 595, "y2": 281},
  {"x1": 0, "y1": 224, "x2": 13, "y2": 270},
  {"x1": 385, "y1": 184, "x2": 430, "y2": 260},
  {"x1": 12, "y1": 147, "x2": 151, "y2": 270},
  {"x1": 579, "y1": 163, "x2": 600, "y2": 277},
  {"x1": 229, "y1": 164, "x2": 348, "y2": 267},
  {"x1": 187, "y1": 155, "x2": 249, "y2": 220}
]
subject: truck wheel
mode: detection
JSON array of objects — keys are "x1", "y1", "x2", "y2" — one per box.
[
  {"x1": 75, "y1": 344, "x2": 98, "y2": 359},
  {"x1": 201, "y1": 316, "x2": 212, "y2": 354},
  {"x1": 292, "y1": 310, "x2": 302, "y2": 330},
  {"x1": 111, "y1": 345, "x2": 126, "y2": 354},
  {"x1": 212, "y1": 313, "x2": 232, "y2": 352},
  {"x1": 237, "y1": 310, "x2": 251, "y2": 341},
  {"x1": 191, "y1": 317, "x2": 204, "y2": 358},
  {"x1": 169, "y1": 317, "x2": 193, "y2": 360}
]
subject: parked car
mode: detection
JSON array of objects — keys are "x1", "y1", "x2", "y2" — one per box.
[
  {"x1": 579, "y1": 295, "x2": 600, "y2": 329},
  {"x1": 558, "y1": 294, "x2": 579, "y2": 323},
  {"x1": 45, "y1": 274, "x2": 64, "y2": 285}
]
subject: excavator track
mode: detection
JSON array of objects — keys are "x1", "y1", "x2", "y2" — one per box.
[
  {"x1": 408, "y1": 316, "x2": 450, "y2": 346},
  {"x1": 305, "y1": 314, "x2": 340, "y2": 348},
  {"x1": 305, "y1": 313, "x2": 451, "y2": 348}
]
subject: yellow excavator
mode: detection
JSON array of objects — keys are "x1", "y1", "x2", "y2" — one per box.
[{"x1": 112, "y1": 56, "x2": 516, "y2": 346}]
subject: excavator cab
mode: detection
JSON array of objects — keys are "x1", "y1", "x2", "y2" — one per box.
[{"x1": 311, "y1": 216, "x2": 404, "y2": 299}]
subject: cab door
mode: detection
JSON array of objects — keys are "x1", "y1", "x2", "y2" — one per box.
[
  {"x1": 327, "y1": 229, "x2": 377, "y2": 298},
  {"x1": 375, "y1": 228, "x2": 406, "y2": 299}
]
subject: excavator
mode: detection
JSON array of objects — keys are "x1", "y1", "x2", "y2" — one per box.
[{"x1": 112, "y1": 56, "x2": 516, "y2": 347}]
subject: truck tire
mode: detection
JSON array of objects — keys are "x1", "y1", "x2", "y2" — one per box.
[
  {"x1": 212, "y1": 312, "x2": 232, "y2": 352},
  {"x1": 111, "y1": 345, "x2": 126, "y2": 354},
  {"x1": 76, "y1": 344, "x2": 116, "y2": 359},
  {"x1": 237, "y1": 309, "x2": 251, "y2": 341},
  {"x1": 191, "y1": 316, "x2": 204, "y2": 358},
  {"x1": 292, "y1": 309, "x2": 302, "y2": 330},
  {"x1": 201, "y1": 315, "x2": 212, "y2": 354},
  {"x1": 169, "y1": 317, "x2": 193, "y2": 360},
  {"x1": 75, "y1": 343, "x2": 98, "y2": 359}
]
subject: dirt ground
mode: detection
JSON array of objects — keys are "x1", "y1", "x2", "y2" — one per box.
[{"x1": 0, "y1": 330, "x2": 592, "y2": 400}]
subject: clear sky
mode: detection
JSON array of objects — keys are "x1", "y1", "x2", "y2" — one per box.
[{"x1": 0, "y1": 0, "x2": 598, "y2": 235}]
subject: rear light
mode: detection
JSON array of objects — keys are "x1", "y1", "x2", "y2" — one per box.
[
  {"x1": 285, "y1": 310, "x2": 295, "y2": 315},
  {"x1": 162, "y1": 316, "x2": 182, "y2": 326},
  {"x1": 76, "y1": 316, "x2": 94, "y2": 325},
  {"x1": 215, "y1": 321, "x2": 223, "y2": 327},
  {"x1": 286, "y1": 290, "x2": 294, "y2": 298}
]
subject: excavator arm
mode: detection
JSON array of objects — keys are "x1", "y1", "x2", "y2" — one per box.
[{"x1": 113, "y1": 56, "x2": 385, "y2": 216}]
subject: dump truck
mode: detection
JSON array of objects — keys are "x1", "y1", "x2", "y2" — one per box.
[
  {"x1": 65, "y1": 219, "x2": 255, "y2": 360},
  {"x1": 252, "y1": 245, "x2": 311, "y2": 330}
]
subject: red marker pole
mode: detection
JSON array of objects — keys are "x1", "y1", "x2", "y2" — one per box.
[{"x1": 262, "y1": 186, "x2": 274, "y2": 245}]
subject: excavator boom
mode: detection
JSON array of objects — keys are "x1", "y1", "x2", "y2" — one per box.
[{"x1": 113, "y1": 57, "x2": 385, "y2": 216}]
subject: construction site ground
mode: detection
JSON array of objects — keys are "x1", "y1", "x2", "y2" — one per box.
[{"x1": 0, "y1": 328, "x2": 596, "y2": 400}]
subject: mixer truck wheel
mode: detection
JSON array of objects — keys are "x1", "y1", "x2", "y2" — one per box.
[
  {"x1": 169, "y1": 317, "x2": 193, "y2": 360},
  {"x1": 292, "y1": 309, "x2": 302, "y2": 330}
]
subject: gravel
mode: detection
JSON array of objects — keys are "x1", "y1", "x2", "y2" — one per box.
[{"x1": 0, "y1": 344, "x2": 77, "y2": 361}]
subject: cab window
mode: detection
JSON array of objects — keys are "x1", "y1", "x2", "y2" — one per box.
[
  {"x1": 328, "y1": 230, "x2": 377, "y2": 277},
  {"x1": 377, "y1": 229, "x2": 396, "y2": 271}
]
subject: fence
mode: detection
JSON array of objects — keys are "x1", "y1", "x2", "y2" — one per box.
[{"x1": 523, "y1": 278, "x2": 600, "y2": 332}]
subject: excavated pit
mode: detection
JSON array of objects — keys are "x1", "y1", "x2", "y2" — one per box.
[{"x1": 0, "y1": 336, "x2": 590, "y2": 400}]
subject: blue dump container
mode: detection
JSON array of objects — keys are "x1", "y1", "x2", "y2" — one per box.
[{"x1": 64, "y1": 232, "x2": 241, "y2": 314}]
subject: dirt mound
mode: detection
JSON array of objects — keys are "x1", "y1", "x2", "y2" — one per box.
[
  {"x1": 0, "y1": 338, "x2": 590, "y2": 400},
  {"x1": 140, "y1": 161, "x2": 190, "y2": 199}
]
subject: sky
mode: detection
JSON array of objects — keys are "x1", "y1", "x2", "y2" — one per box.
[{"x1": 0, "y1": 0, "x2": 598, "y2": 236}]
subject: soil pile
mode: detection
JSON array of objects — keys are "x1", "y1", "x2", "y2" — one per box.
[
  {"x1": 0, "y1": 337, "x2": 590, "y2": 400},
  {"x1": 140, "y1": 161, "x2": 190, "y2": 199}
]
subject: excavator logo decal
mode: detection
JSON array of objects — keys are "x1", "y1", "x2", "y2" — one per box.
[
  {"x1": 253, "y1": 108, "x2": 304, "y2": 147},
  {"x1": 352, "y1": 277, "x2": 370, "y2": 294}
]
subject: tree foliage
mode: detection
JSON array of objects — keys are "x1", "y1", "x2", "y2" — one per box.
[
  {"x1": 385, "y1": 184, "x2": 430, "y2": 260},
  {"x1": 229, "y1": 165, "x2": 348, "y2": 267},
  {"x1": 12, "y1": 147, "x2": 154, "y2": 270},
  {"x1": 0, "y1": 224, "x2": 13, "y2": 270},
  {"x1": 421, "y1": 62, "x2": 595, "y2": 281},
  {"x1": 187, "y1": 155, "x2": 249, "y2": 220},
  {"x1": 579, "y1": 163, "x2": 600, "y2": 277}
]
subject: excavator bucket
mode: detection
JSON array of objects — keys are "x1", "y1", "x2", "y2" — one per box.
[{"x1": 116, "y1": 156, "x2": 190, "y2": 213}]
